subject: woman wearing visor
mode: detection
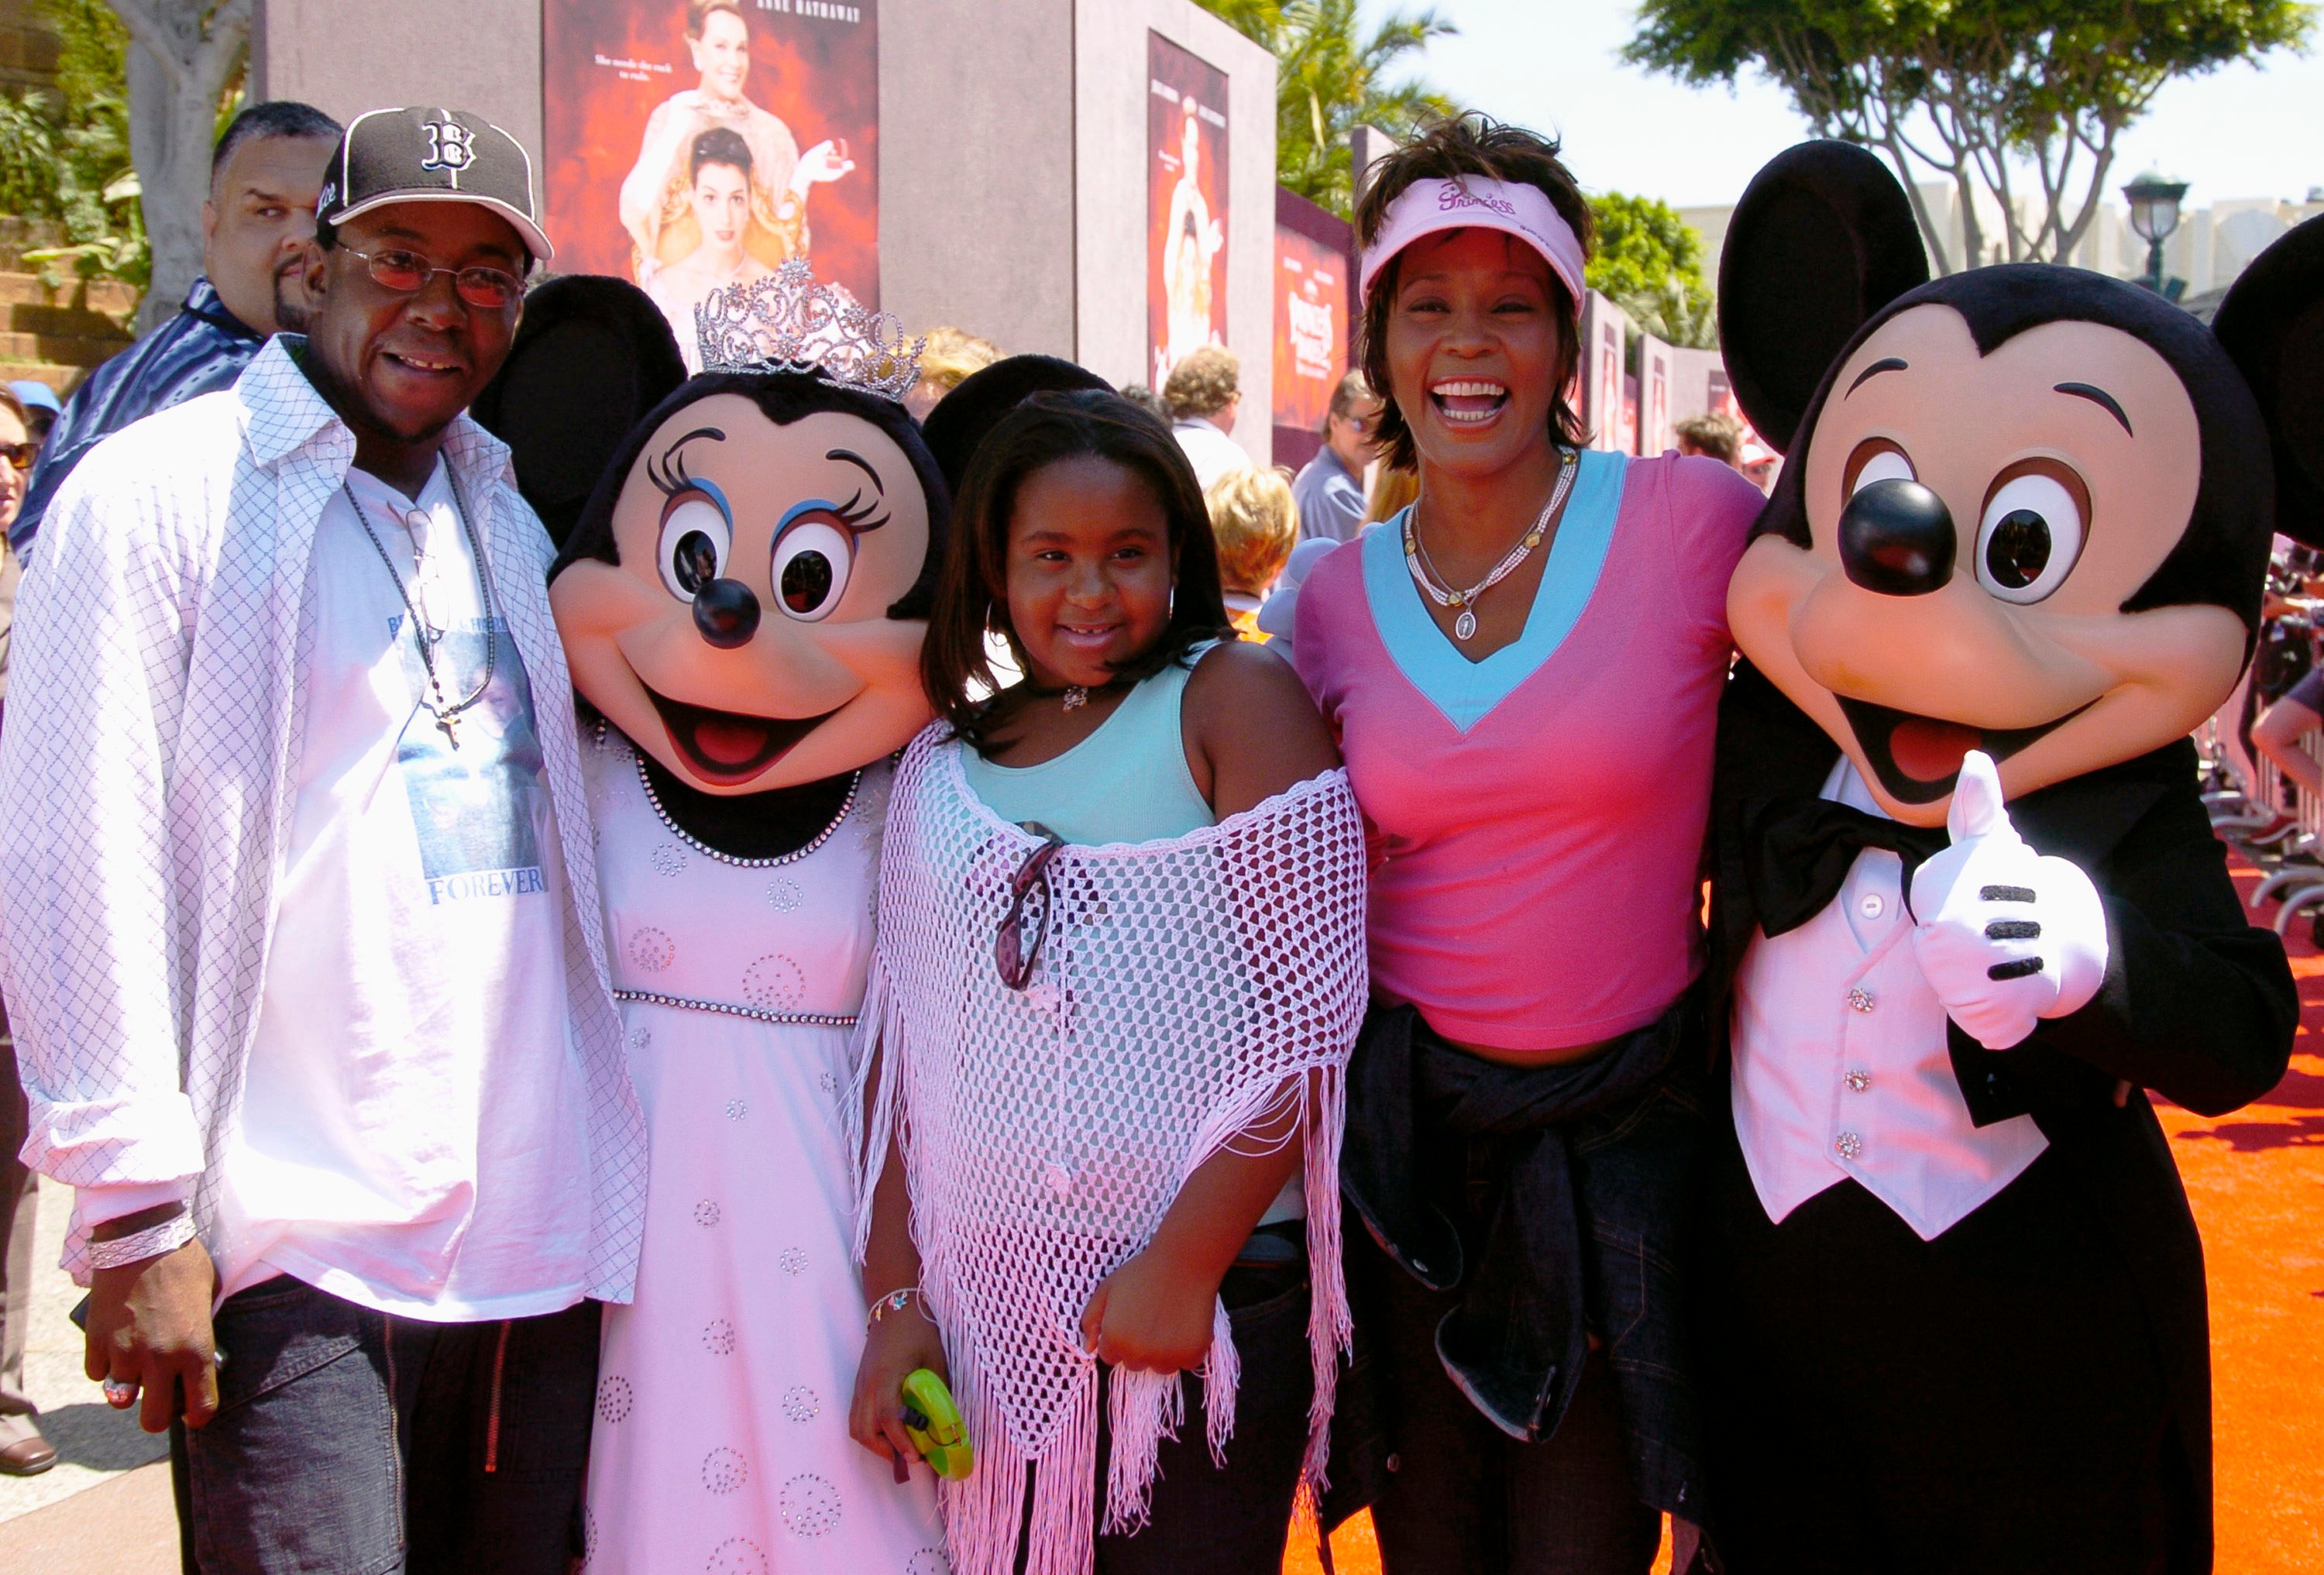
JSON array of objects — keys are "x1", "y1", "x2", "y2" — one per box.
[{"x1": 1292, "y1": 116, "x2": 1765, "y2": 1572}]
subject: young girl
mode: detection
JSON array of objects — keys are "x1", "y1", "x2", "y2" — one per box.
[{"x1": 847, "y1": 391, "x2": 1367, "y2": 1575}]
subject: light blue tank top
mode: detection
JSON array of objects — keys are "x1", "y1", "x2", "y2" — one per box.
[
  {"x1": 960, "y1": 645, "x2": 1216, "y2": 844},
  {"x1": 962, "y1": 643, "x2": 1306, "y2": 1223}
]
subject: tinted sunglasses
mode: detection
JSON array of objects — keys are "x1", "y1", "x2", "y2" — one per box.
[
  {"x1": 341, "y1": 245, "x2": 523, "y2": 311},
  {"x1": 0, "y1": 442, "x2": 34, "y2": 473},
  {"x1": 995, "y1": 824, "x2": 1066, "y2": 992}
]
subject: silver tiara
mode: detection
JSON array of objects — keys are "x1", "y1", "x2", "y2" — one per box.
[{"x1": 694, "y1": 260, "x2": 923, "y2": 400}]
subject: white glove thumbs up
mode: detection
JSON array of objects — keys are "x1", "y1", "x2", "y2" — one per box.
[
  {"x1": 1944, "y1": 749, "x2": 2015, "y2": 847},
  {"x1": 1908, "y1": 748, "x2": 2109, "y2": 1050},
  {"x1": 1914, "y1": 751, "x2": 2017, "y2": 919}
]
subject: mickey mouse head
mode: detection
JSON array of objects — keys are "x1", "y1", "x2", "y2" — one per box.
[{"x1": 1717, "y1": 140, "x2": 2324, "y2": 825}]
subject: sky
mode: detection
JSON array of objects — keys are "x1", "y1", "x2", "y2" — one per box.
[{"x1": 1384, "y1": 0, "x2": 2324, "y2": 213}]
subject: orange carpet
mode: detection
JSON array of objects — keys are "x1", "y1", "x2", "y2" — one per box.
[
  {"x1": 2161, "y1": 858, "x2": 2324, "y2": 1573},
  {"x1": 1284, "y1": 856, "x2": 2324, "y2": 1574}
]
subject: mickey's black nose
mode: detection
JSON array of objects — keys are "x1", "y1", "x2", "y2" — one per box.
[
  {"x1": 1838, "y1": 478, "x2": 1955, "y2": 597},
  {"x1": 692, "y1": 577, "x2": 761, "y2": 648}
]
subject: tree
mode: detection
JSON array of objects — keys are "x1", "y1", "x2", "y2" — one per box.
[
  {"x1": 1587, "y1": 192, "x2": 1717, "y2": 347},
  {"x1": 105, "y1": 0, "x2": 249, "y2": 332},
  {"x1": 1198, "y1": 0, "x2": 1459, "y2": 218},
  {"x1": 1624, "y1": 0, "x2": 2312, "y2": 273},
  {"x1": 2, "y1": 1, "x2": 149, "y2": 305}
]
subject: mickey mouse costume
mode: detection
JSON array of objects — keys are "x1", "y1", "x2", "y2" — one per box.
[{"x1": 1695, "y1": 142, "x2": 2321, "y2": 1573}]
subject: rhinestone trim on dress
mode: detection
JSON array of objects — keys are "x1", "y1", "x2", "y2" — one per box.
[
  {"x1": 612, "y1": 988, "x2": 856, "y2": 1029},
  {"x1": 599, "y1": 721, "x2": 863, "y2": 869}
]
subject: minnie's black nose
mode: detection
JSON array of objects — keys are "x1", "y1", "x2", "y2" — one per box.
[
  {"x1": 1838, "y1": 478, "x2": 1955, "y2": 597},
  {"x1": 693, "y1": 577, "x2": 761, "y2": 648}
]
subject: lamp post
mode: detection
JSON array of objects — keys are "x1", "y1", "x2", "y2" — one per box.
[{"x1": 2122, "y1": 171, "x2": 2188, "y2": 292}]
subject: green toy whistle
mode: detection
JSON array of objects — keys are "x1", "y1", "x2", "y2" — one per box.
[{"x1": 899, "y1": 1367, "x2": 973, "y2": 1480}]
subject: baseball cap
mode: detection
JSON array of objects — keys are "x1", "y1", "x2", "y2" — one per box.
[
  {"x1": 7, "y1": 380, "x2": 61, "y2": 416},
  {"x1": 318, "y1": 107, "x2": 552, "y2": 265}
]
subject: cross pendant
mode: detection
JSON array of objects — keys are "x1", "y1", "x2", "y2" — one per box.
[{"x1": 436, "y1": 710, "x2": 461, "y2": 749}]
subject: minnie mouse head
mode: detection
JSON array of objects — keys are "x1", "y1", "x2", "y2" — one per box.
[{"x1": 1719, "y1": 140, "x2": 2324, "y2": 825}]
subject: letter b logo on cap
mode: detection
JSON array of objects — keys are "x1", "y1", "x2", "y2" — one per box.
[{"x1": 421, "y1": 119, "x2": 475, "y2": 173}]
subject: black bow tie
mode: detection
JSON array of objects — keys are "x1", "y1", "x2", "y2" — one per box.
[{"x1": 1740, "y1": 796, "x2": 1951, "y2": 937}]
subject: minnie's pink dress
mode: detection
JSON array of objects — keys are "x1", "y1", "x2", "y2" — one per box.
[{"x1": 580, "y1": 733, "x2": 945, "y2": 1574}]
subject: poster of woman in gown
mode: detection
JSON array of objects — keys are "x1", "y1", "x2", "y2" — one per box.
[
  {"x1": 543, "y1": 0, "x2": 880, "y2": 359},
  {"x1": 643, "y1": 128, "x2": 779, "y2": 373},
  {"x1": 1147, "y1": 33, "x2": 1229, "y2": 389}
]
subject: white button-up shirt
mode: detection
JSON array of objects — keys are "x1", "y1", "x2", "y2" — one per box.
[
  {"x1": 1173, "y1": 414, "x2": 1254, "y2": 492},
  {"x1": 0, "y1": 338, "x2": 648, "y2": 1299},
  {"x1": 1731, "y1": 760, "x2": 2047, "y2": 1241}
]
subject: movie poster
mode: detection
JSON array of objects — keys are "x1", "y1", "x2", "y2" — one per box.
[
  {"x1": 541, "y1": 0, "x2": 880, "y2": 371},
  {"x1": 1273, "y1": 225, "x2": 1345, "y2": 433},
  {"x1": 1148, "y1": 33, "x2": 1229, "y2": 389},
  {"x1": 1667, "y1": 345, "x2": 1725, "y2": 428},
  {"x1": 1579, "y1": 290, "x2": 1630, "y2": 452},
  {"x1": 1637, "y1": 335, "x2": 1673, "y2": 456}
]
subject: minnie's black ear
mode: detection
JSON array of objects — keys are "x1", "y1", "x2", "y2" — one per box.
[
  {"x1": 1718, "y1": 140, "x2": 1930, "y2": 456},
  {"x1": 473, "y1": 276, "x2": 689, "y2": 549},
  {"x1": 919, "y1": 354, "x2": 1112, "y2": 496},
  {"x1": 2212, "y1": 213, "x2": 2324, "y2": 551}
]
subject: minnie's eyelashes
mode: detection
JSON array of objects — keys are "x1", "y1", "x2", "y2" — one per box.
[
  {"x1": 830, "y1": 487, "x2": 891, "y2": 535},
  {"x1": 647, "y1": 427, "x2": 727, "y2": 497}
]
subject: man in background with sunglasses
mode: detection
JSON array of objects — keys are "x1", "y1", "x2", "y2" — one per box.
[
  {"x1": 0, "y1": 107, "x2": 643, "y2": 1573},
  {"x1": 10, "y1": 100, "x2": 341, "y2": 559},
  {"x1": 1290, "y1": 370, "x2": 1384, "y2": 546}
]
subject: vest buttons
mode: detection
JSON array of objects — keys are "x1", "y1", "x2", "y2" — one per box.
[
  {"x1": 1846, "y1": 985, "x2": 1877, "y2": 1013},
  {"x1": 1834, "y1": 1130, "x2": 1864, "y2": 1161},
  {"x1": 1844, "y1": 1069, "x2": 1872, "y2": 1093}
]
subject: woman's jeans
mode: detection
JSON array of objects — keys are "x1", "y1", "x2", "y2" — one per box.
[
  {"x1": 1347, "y1": 1223, "x2": 1660, "y2": 1575},
  {"x1": 183, "y1": 1277, "x2": 600, "y2": 1575}
]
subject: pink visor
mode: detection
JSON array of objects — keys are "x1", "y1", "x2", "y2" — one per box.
[{"x1": 1359, "y1": 176, "x2": 1587, "y2": 308}]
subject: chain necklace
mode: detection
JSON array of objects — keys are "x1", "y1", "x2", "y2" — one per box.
[
  {"x1": 345, "y1": 473, "x2": 497, "y2": 748},
  {"x1": 1403, "y1": 448, "x2": 1579, "y2": 642}
]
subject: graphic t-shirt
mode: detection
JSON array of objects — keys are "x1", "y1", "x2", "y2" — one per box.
[{"x1": 215, "y1": 460, "x2": 593, "y2": 1319}]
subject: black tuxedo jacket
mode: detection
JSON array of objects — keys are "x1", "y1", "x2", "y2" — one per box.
[{"x1": 1706, "y1": 661, "x2": 2298, "y2": 1558}]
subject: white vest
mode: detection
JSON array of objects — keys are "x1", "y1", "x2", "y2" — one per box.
[{"x1": 1731, "y1": 762, "x2": 2047, "y2": 1241}]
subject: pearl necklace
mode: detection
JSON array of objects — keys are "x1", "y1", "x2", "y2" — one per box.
[{"x1": 1402, "y1": 449, "x2": 1579, "y2": 642}]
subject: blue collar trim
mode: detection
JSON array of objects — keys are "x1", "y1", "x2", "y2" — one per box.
[{"x1": 1360, "y1": 448, "x2": 1627, "y2": 734}]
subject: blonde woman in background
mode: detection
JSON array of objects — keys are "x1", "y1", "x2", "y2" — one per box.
[
  {"x1": 1363, "y1": 462, "x2": 1418, "y2": 526},
  {"x1": 1207, "y1": 467, "x2": 1298, "y2": 640},
  {"x1": 902, "y1": 325, "x2": 1003, "y2": 421}
]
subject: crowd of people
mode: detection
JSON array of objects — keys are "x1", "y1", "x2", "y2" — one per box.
[{"x1": 0, "y1": 84, "x2": 2296, "y2": 1575}]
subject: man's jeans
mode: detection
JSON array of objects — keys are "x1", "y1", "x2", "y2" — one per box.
[
  {"x1": 184, "y1": 1278, "x2": 599, "y2": 1575},
  {"x1": 0, "y1": 1022, "x2": 39, "y2": 1446}
]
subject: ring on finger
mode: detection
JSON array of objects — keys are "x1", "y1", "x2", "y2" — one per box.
[{"x1": 102, "y1": 1376, "x2": 139, "y2": 1406}]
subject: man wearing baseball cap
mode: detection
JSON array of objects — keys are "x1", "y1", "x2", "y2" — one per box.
[{"x1": 0, "y1": 107, "x2": 642, "y2": 1573}]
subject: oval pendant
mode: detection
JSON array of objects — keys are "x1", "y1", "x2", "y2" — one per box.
[{"x1": 1454, "y1": 608, "x2": 1478, "y2": 641}]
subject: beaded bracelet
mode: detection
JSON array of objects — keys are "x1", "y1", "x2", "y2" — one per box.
[
  {"x1": 87, "y1": 1211, "x2": 196, "y2": 1271},
  {"x1": 865, "y1": 1287, "x2": 922, "y2": 1329}
]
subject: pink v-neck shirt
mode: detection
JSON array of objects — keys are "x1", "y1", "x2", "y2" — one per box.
[{"x1": 1294, "y1": 450, "x2": 1766, "y2": 1051}]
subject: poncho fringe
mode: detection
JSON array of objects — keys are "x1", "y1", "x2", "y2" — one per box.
[{"x1": 851, "y1": 732, "x2": 1367, "y2": 1575}]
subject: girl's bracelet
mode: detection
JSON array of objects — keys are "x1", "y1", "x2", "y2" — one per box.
[{"x1": 866, "y1": 1287, "x2": 922, "y2": 1329}]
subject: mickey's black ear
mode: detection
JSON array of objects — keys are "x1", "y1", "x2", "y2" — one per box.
[
  {"x1": 473, "y1": 276, "x2": 688, "y2": 549},
  {"x1": 919, "y1": 354, "x2": 1112, "y2": 496},
  {"x1": 1718, "y1": 140, "x2": 1930, "y2": 456},
  {"x1": 2212, "y1": 213, "x2": 2324, "y2": 551}
]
